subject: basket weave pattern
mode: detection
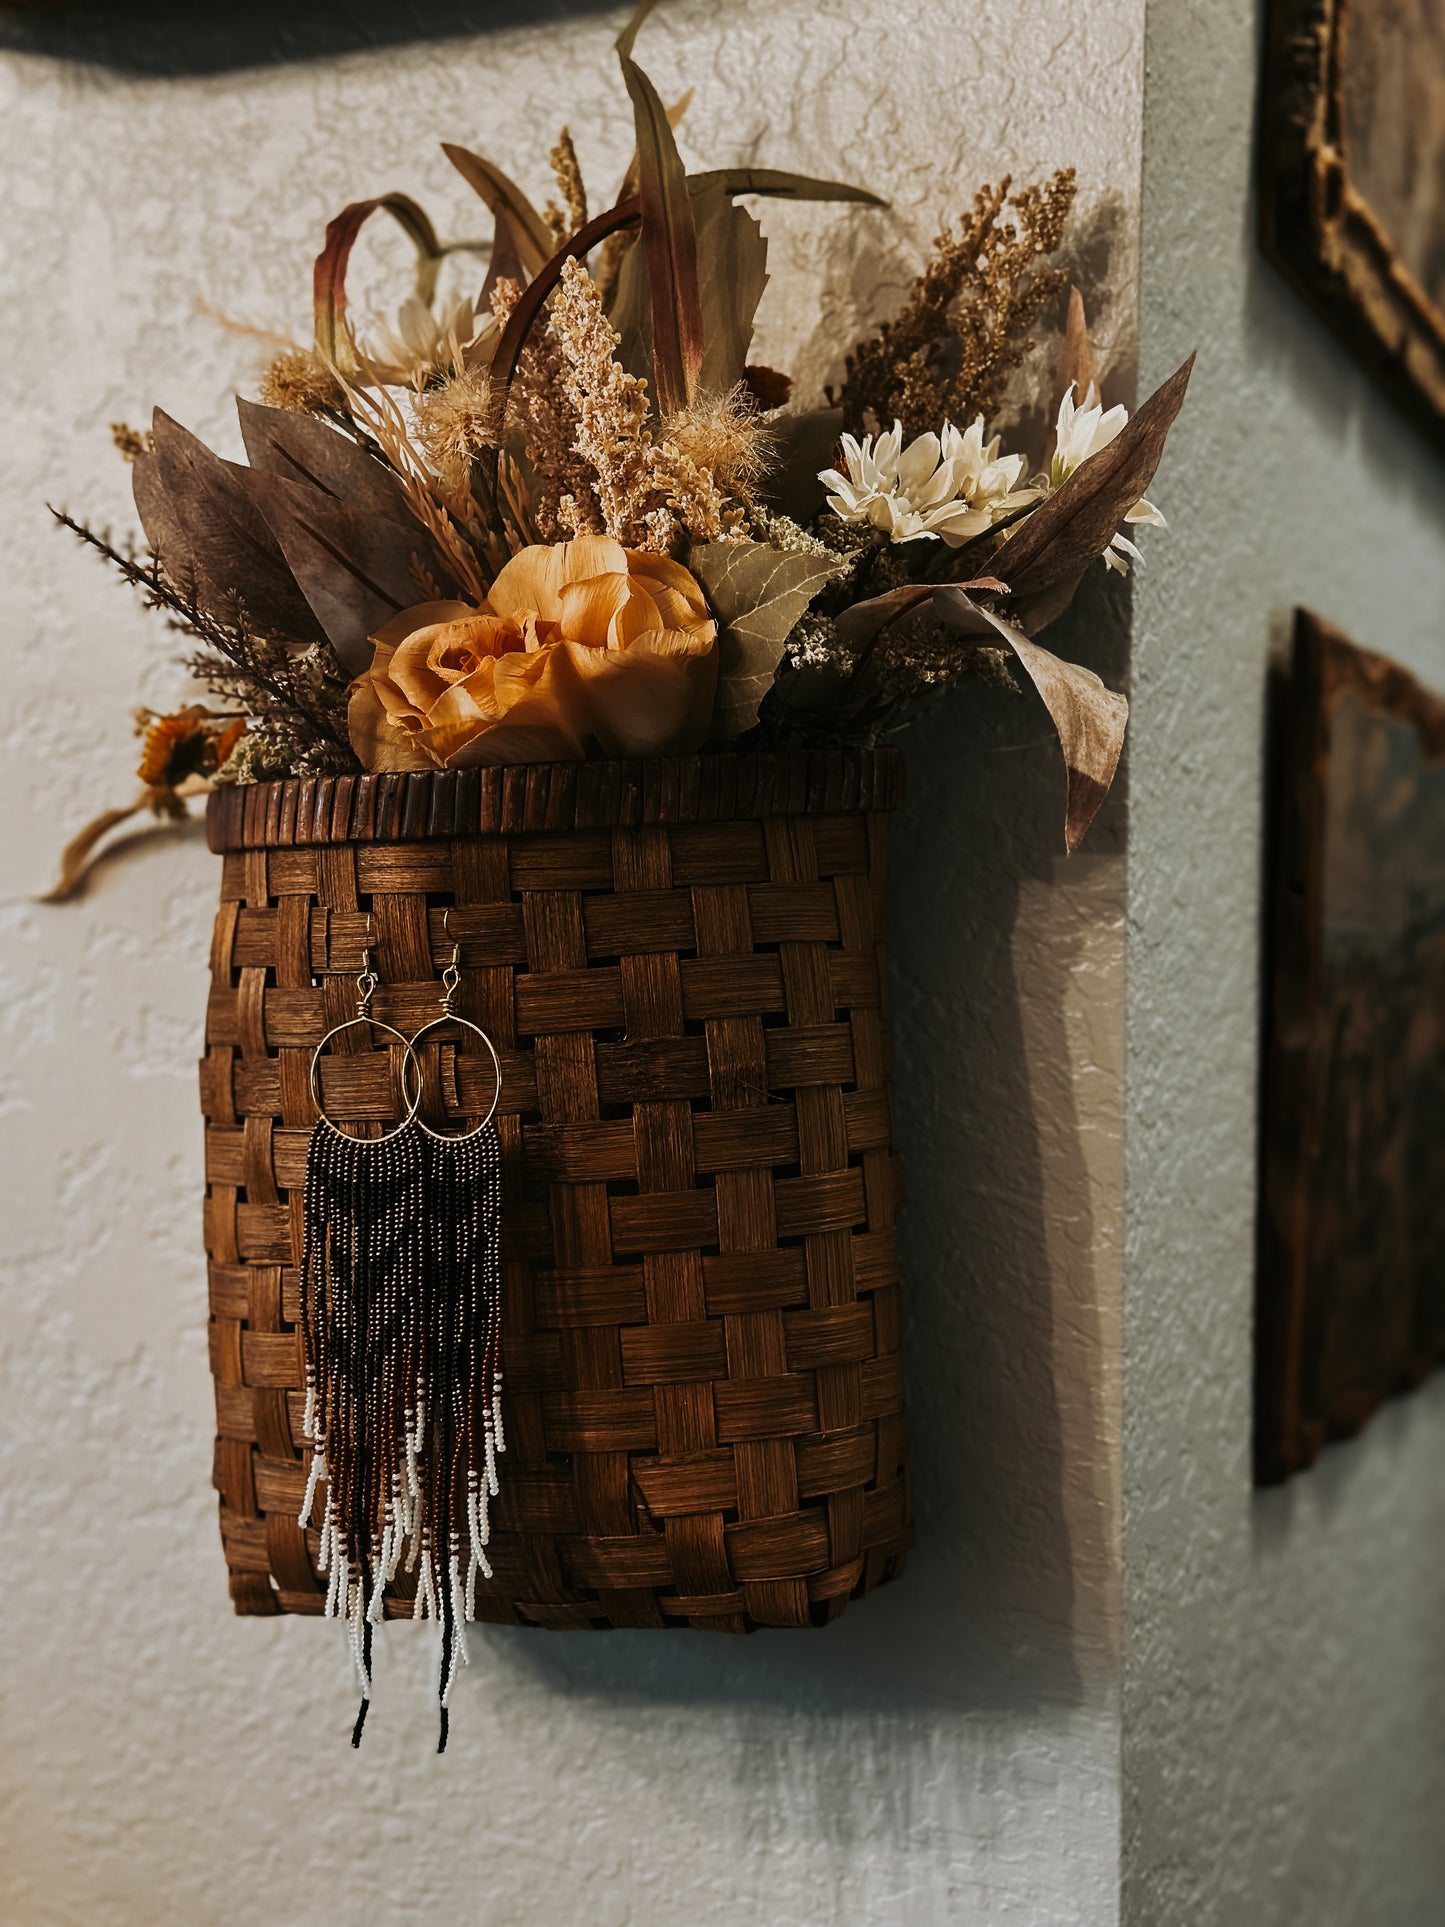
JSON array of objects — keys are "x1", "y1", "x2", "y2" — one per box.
[{"x1": 202, "y1": 751, "x2": 910, "y2": 1631}]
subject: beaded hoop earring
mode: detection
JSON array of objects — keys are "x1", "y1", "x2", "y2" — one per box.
[
  {"x1": 399, "y1": 913, "x2": 507, "y2": 1749},
  {"x1": 307, "y1": 950, "x2": 422, "y2": 1140},
  {"x1": 298, "y1": 941, "x2": 430, "y2": 1748}
]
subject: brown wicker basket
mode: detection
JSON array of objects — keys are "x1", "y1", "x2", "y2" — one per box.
[{"x1": 202, "y1": 748, "x2": 910, "y2": 1631}]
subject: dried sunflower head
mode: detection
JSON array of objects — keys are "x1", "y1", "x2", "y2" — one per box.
[{"x1": 135, "y1": 707, "x2": 246, "y2": 790}]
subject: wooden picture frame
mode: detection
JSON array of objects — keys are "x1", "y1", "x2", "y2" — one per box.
[
  {"x1": 1257, "y1": 610, "x2": 1445, "y2": 1482},
  {"x1": 1261, "y1": 0, "x2": 1445, "y2": 455}
]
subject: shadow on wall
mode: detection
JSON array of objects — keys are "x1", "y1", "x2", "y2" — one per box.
[
  {"x1": 484, "y1": 573, "x2": 1129, "y2": 1730},
  {"x1": 0, "y1": 0, "x2": 620, "y2": 76}
]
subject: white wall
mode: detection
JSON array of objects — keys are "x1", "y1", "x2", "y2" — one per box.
[
  {"x1": 1127, "y1": 2, "x2": 1445, "y2": 1921},
  {"x1": 0, "y1": 5, "x2": 1144, "y2": 1924}
]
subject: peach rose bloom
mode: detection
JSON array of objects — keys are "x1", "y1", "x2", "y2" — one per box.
[{"x1": 348, "y1": 535, "x2": 718, "y2": 770}]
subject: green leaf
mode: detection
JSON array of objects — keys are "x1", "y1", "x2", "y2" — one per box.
[
  {"x1": 990, "y1": 352, "x2": 1194, "y2": 598},
  {"x1": 441, "y1": 144, "x2": 555, "y2": 281},
  {"x1": 312, "y1": 193, "x2": 444, "y2": 373},
  {"x1": 690, "y1": 539, "x2": 846, "y2": 742},
  {"x1": 933, "y1": 586, "x2": 1128, "y2": 852},
  {"x1": 615, "y1": 17, "x2": 704, "y2": 414}
]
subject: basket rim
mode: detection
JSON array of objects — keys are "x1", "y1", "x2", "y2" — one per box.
[{"x1": 205, "y1": 747, "x2": 904, "y2": 852}]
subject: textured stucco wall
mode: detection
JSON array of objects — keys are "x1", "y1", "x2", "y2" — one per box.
[
  {"x1": 1126, "y1": 2, "x2": 1445, "y2": 1921},
  {"x1": 0, "y1": 5, "x2": 1144, "y2": 1924}
]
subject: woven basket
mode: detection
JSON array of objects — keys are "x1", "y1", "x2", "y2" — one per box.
[{"x1": 201, "y1": 748, "x2": 910, "y2": 1631}]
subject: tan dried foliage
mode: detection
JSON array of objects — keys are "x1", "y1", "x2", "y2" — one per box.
[
  {"x1": 545, "y1": 257, "x2": 736, "y2": 551},
  {"x1": 839, "y1": 169, "x2": 1077, "y2": 440},
  {"x1": 491, "y1": 275, "x2": 599, "y2": 542},
  {"x1": 110, "y1": 422, "x2": 155, "y2": 464},
  {"x1": 259, "y1": 348, "x2": 346, "y2": 418},
  {"x1": 544, "y1": 126, "x2": 589, "y2": 246},
  {"x1": 414, "y1": 365, "x2": 498, "y2": 503}
]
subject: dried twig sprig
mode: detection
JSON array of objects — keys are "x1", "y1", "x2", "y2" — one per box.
[
  {"x1": 50, "y1": 510, "x2": 355, "y2": 764},
  {"x1": 110, "y1": 422, "x2": 154, "y2": 464},
  {"x1": 838, "y1": 169, "x2": 1078, "y2": 440},
  {"x1": 338, "y1": 355, "x2": 501, "y2": 595}
]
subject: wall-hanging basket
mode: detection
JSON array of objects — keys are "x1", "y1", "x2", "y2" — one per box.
[{"x1": 202, "y1": 747, "x2": 910, "y2": 1632}]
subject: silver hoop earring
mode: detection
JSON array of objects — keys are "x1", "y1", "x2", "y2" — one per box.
[{"x1": 405, "y1": 918, "x2": 502, "y2": 1140}]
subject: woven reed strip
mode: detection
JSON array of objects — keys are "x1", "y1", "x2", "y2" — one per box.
[{"x1": 204, "y1": 751, "x2": 910, "y2": 1630}]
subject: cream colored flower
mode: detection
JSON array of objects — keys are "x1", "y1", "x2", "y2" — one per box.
[
  {"x1": 360, "y1": 295, "x2": 490, "y2": 387},
  {"x1": 820, "y1": 418, "x2": 1039, "y2": 547},
  {"x1": 1049, "y1": 381, "x2": 1167, "y2": 572},
  {"x1": 348, "y1": 536, "x2": 718, "y2": 770}
]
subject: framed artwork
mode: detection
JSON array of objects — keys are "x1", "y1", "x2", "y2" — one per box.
[
  {"x1": 1260, "y1": 0, "x2": 1445, "y2": 454},
  {"x1": 1258, "y1": 609, "x2": 1445, "y2": 1482}
]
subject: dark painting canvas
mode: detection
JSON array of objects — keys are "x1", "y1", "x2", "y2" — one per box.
[
  {"x1": 1262, "y1": 0, "x2": 1445, "y2": 453},
  {"x1": 1258, "y1": 610, "x2": 1445, "y2": 1481}
]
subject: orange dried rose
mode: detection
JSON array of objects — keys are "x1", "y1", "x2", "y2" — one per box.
[{"x1": 348, "y1": 535, "x2": 718, "y2": 771}]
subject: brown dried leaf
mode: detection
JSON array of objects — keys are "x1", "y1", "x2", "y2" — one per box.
[
  {"x1": 690, "y1": 167, "x2": 886, "y2": 208},
  {"x1": 933, "y1": 586, "x2": 1127, "y2": 851},
  {"x1": 236, "y1": 398, "x2": 413, "y2": 525},
  {"x1": 616, "y1": 14, "x2": 704, "y2": 413},
  {"x1": 312, "y1": 193, "x2": 443, "y2": 370},
  {"x1": 831, "y1": 582, "x2": 933, "y2": 650},
  {"x1": 990, "y1": 353, "x2": 1194, "y2": 599},
  {"x1": 441, "y1": 144, "x2": 554, "y2": 281},
  {"x1": 239, "y1": 470, "x2": 449, "y2": 675},
  {"x1": 695, "y1": 185, "x2": 769, "y2": 395},
  {"x1": 144, "y1": 412, "x2": 326, "y2": 642},
  {"x1": 689, "y1": 539, "x2": 846, "y2": 741},
  {"x1": 614, "y1": 182, "x2": 770, "y2": 394},
  {"x1": 1051, "y1": 285, "x2": 1100, "y2": 424}
]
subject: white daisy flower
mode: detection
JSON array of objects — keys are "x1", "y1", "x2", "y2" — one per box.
[
  {"x1": 1049, "y1": 381, "x2": 1167, "y2": 572},
  {"x1": 820, "y1": 417, "x2": 1040, "y2": 548}
]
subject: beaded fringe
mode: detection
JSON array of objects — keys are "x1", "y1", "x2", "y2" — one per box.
[{"x1": 298, "y1": 1122, "x2": 505, "y2": 1750}]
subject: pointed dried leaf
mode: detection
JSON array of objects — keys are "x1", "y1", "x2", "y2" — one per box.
[
  {"x1": 1051, "y1": 285, "x2": 1100, "y2": 424},
  {"x1": 312, "y1": 193, "x2": 443, "y2": 370},
  {"x1": 146, "y1": 411, "x2": 326, "y2": 642},
  {"x1": 236, "y1": 398, "x2": 414, "y2": 525},
  {"x1": 830, "y1": 582, "x2": 933, "y2": 650},
  {"x1": 933, "y1": 586, "x2": 1127, "y2": 851},
  {"x1": 691, "y1": 167, "x2": 886, "y2": 208},
  {"x1": 479, "y1": 207, "x2": 525, "y2": 309},
  {"x1": 690, "y1": 539, "x2": 846, "y2": 741},
  {"x1": 239, "y1": 469, "x2": 450, "y2": 675},
  {"x1": 441, "y1": 144, "x2": 554, "y2": 280},
  {"x1": 616, "y1": 23, "x2": 704, "y2": 413},
  {"x1": 613, "y1": 88, "x2": 693, "y2": 211},
  {"x1": 695, "y1": 184, "x2": 769, "y2": 395},
  {"x1": 991, "y1": 353, "x2": 1194, "y2": 599}
]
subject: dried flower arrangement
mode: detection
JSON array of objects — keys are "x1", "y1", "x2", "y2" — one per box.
[{"x1": 49, "y1": 0, "x2": 1190, "y2": 896}]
